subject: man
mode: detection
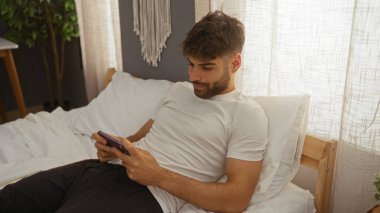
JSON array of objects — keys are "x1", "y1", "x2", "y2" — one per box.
[{"x1": 0, "y1": 11, "x2": 268, "y2": 213}]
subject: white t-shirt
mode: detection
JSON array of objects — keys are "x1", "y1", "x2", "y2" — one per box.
[{"x1": 135, "y1": 82, "x2": 268, "y2": 212}]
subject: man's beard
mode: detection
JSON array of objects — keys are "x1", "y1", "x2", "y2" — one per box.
[{"x1": 191, "y1": 67, "x2": 231, "y2": 99}]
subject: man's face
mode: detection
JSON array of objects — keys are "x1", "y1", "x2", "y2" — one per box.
[{"x1": 187, "y1": 56, "x2": 232, "y2": 99}]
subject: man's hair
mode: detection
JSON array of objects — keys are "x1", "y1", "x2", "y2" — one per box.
[{"x1": 182, "y1": 10, "x2": 245, "y2": 60}]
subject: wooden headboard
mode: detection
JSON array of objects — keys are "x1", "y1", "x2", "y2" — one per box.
[{"x1": 104, "y1": 68, "x2": 337, "y2": 213}]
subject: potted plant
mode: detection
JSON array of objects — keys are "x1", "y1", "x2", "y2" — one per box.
[
  {"x1": 0, "y1": 0, "x2": 79, "y2": 111},
  {"x1": 369, "y1": 175, "x2": 380, "y2": 213}
]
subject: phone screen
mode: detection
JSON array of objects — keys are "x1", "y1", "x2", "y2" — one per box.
[{"x1": 97, "y1": 131, "x2": 130, "y2": 156}]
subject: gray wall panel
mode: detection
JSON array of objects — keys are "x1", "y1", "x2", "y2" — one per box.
[{"x1": 119, "y1": 0, "x2": 195, "y2": 82}]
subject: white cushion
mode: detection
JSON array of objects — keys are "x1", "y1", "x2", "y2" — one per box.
[
  {"x1": 71, "y1": 72, "x2": 173, "y2": 137},
  {"x1": 250, "y1": 95, "x2": 310, "y2": 203}
]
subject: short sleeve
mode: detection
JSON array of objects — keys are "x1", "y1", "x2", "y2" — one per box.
[
  {"x1": 150, "y1": 95, "x2": 167, "y2": 120},
  {"x1": 150, "y1": 83, "x2": 177, "y2": 120},
  {"x1": 227, "y1": 106, "x2": 268, "y2": 161}
]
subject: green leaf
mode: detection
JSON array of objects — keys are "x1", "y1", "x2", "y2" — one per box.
[
  {"x1": 69, "y1": 14, "x2": 77, "y2": 22},
  {"x1": 31, "y1": 31, "x2": 37, "y2": 40},
  {"x1": 29, "y1": 7, "x2": 35, "y2": 17},
  {"x1": 1, "y1": 0, "x2": 79, "y2": 47},
  {"x1": 64, "y1": 1, "x2": 74, "y2": 11},
  {"x1": 1, "y1": 5, "x2": 8, "y2": 15},
  {"x1": 375, "y1": 176, "x2": 380, "y2": 200},
  {"x1": 25, "y1": 38, "x2": 34, "y2": 48},
  {"x1": 8, "y1": 6, "x2": 14, "y2": 17},
  {"x1": 53, "y1": 14, "x2": 63, "y2": 21},
  {"x1": 15, "y1": 20, "x2": 22, "y2": 30}
]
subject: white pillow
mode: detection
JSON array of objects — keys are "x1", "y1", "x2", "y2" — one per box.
[
  {"x1": 71, "y1": 72, "x2": 173, "y2": 137},
  {"x1": 250, "y1": 95, "x2": 310, "y2": 203}
]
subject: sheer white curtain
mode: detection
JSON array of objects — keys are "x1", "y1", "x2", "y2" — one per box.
[
  {"x1": 196, "y1": 0, "x2": 380, "y2": 212},
  {"x1": 75, "y1": 0, "x2": 123, "y2": 101}
]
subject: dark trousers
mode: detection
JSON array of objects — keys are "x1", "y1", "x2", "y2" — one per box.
[{"x1": 0, "y1": 159, "x2": 163, "y2": 213}]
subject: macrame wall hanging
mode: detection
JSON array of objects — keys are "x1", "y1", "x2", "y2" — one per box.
[{"x1": 133, "y1": 0, "x2": 172, "y2": 67}]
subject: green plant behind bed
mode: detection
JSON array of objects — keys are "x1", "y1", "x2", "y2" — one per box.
[
  {"x1": 375, "y1": 175, "x2": 380, "y2": 200},
  {"x1": 0, "y1": 0, "x2": 79, "y2": 108}
]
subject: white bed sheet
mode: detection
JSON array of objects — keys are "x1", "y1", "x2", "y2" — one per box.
[
  {"x1": 0, "y1": 107, "x2": 95, "y2": 188},
  {"x1": 0, "y1": 106, "x2": 315, "y2": 212},
  {"x1": 179, "y1": 183, "x2": 315, "y2": 213}
]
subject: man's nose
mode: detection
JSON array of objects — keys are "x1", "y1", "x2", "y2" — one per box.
[{"x1": 189, "y1": 67, "x2": 202, "y2": 82}]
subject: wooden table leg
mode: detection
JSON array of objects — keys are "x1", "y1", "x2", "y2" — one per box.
[{"x1": 3, "y1": 49, "x2": 27, "y2": 117}]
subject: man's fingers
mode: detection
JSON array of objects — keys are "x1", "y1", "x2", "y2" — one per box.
[
  {"x1": 97, "y1": 151, "x2": 114, "y2": 162},
  {"x1": 98, "y1": 150, "x2": 113, "y2": 158},
  {"x1": 111, "y1": 138, "x2": 140, "y2": 162},
  {"x1": 112, "y1": 147, "x2": 123, "y2": 158},
  {"x1": 119, "y1": 138, "x2": 139, "y2": 156},
  {"x1": 92, "y1": 132, "x2": 107, "y2": 145},
  {"x1": 95, "y1": 141, "x2": 112, "y2": 152},
  {"x1": 112, "y1": 147, "x2": 132, "y2": 164}
]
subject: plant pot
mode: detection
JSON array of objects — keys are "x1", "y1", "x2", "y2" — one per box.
[{"x1": 43, "y1": 100, "x2": 71, "y2": 112}]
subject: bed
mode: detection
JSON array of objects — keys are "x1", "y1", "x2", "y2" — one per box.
[{"x1": 0, "y1": 69, "x2": 337, "y2": 213}]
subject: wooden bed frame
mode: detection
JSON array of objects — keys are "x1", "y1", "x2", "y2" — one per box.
[
  {"x1": 301, "y1": 135, "x2": 337, "y2": 213},
  {"x1": 105, "y1": 68, "x2": 338, "y2": 213}
]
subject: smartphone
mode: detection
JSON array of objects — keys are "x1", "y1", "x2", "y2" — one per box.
[{"x1": 97, "y1": 131, "x2": 130, "y2": 156}]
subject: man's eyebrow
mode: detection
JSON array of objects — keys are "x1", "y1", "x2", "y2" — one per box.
[{"x1": 186, "y1": 58, "x2": 216, "y2": 66}]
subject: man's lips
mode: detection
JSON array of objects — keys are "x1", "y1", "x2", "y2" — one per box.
[{"x1": 193, "y1": 83, "x2": 207, "y2": 91}]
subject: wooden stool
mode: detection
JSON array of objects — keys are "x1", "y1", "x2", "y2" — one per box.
[{"x1": 0, "y1": 37, "x2": 27, "y2": 121}]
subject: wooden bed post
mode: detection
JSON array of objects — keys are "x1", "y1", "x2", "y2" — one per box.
[
  {"x1": 104, "y1": 67, "x2": 117, "y2": 86},
  {"x1": 301, "y1": 135, "x2": 338, "y2": 213}
]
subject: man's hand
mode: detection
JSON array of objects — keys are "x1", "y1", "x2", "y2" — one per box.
[
  {"x1": 92, "y1": 132, "x2": 116, "y2": 162},
  {"x1": 111, "y1": 138, "x2": 165, "y2": 186}
]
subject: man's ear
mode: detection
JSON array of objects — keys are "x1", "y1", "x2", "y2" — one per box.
[{"x1": 232, "y1": 53, "x2": 241, "y2": 73}]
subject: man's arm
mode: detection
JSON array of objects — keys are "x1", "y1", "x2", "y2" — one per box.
[
  {"x1": 158, "y1": 158, "x2": 261, "y2": 213},
  {"x1": 126, "y1": 119, "x2": 154, "y2": 142},
  {"x1": 112, "y1": 139, "x2": 261, "y2": 213}
]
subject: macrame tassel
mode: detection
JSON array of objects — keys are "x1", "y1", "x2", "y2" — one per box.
[{"x1": 133, "y1": 0, "x2": 172, "y2": 67}]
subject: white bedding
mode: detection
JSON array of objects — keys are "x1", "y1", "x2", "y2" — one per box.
[
  {"x1": 179, "y1": 183, "x2": 315, "y2": 213},
  {"x1": 0, "y1": 108, "x2": 93, "y2": 188},
  {"x1": 0, "y1": 109, "x2": 315, "y2": 213},
  {"x1": 0, "y1": 72, "x2": 315, "y2": 212}
]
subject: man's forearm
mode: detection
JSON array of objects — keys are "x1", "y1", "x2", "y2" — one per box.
[
  {"x1": 155, "y1": 169, "x2": 251, "y2": 213},
  {"x1": 126, "y1": 119, "x2": 154, "y2": 143},
  {"x1": 126, "y1": 135, "x2": 140, "y2": 143}
]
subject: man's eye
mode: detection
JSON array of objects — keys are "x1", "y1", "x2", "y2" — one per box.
[
  {"x1": 202, "y1": 67, "x2": 212, "y2": 71},
  {"x1": 188, "y1": 63, "x2": 194, "y2": 67}
]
